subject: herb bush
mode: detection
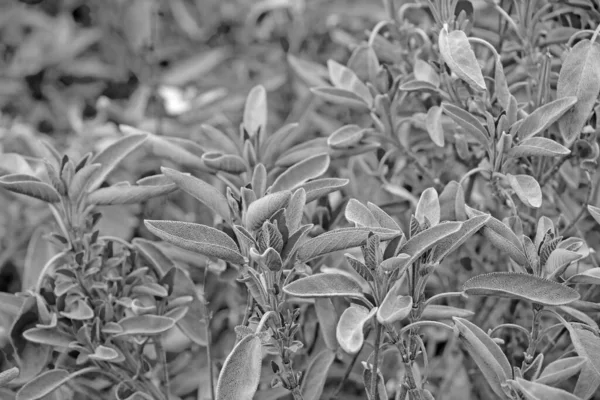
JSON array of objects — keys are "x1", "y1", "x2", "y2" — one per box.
[{"x1": 1, "y1": 0, "x2": 600, "y2": 399}]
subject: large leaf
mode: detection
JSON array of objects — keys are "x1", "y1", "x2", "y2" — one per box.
[
  {"x1": 145, "y1": 220, "x2": 244, "y2": 264},
  {"x1": 161, "y1": 167, "x2": 230, "y2": 220},
  {"x1": 506, "y1": 174, "x2": 542, "y2": 208},
  {"x1": 301, "y1": 349, "x2": 336, "y2": 400},
  {"x1": 557, "y1": 39, "x2": 600, "y2": 143},
  {"x1": 536, "y1": 356, "x2": 586, "y2": 386},
  {"x1": 508, "y1": 137, "x2": 570, "y2": 158},
  {"x1": 245, "y1": 191, "x2": 291, "y2": 231},
  {"x1": 376, "y1": 285, "x2": 412, "y2": 324},
  {"x1": 116, "y1": 315, "x2": 175, "y2": 336},
  {"x1": 462, "y1": 272, "x2": 580, "y2": 306},
  {"x1": 453, "y1": 317, "x2": 512, "y2": 399},
  {"x1": 270, "y1": 153, "x2": 329, "y2": 193},
  {"x1": 510, "y1": 377, "x2": 580, "y2": 400},
  {"x1": 15, "y1": 369, "x2": 75, "y2": 400},
  {"x1": 438, "y1": 26, "x2": 486, "y2": 92},
  {"x1": 0, "y1": 174, "x2": 61, "y2": 203},
  {"x1": 432, "y1": 214, "x2": 490, "y2": 262},
  {"x1": 215, "y1": 334, "x2": 262, "y2": 400},
  {"x1": 283, "y1": 273, "x2": 365, "y2": 300},
  {"x1": 314, "y1": 298, "x2": 339, "y2": 350},
  {"x1": 89, "y1": 132, "x2": 148, "y2": 191},
  {"x1": 516, "y1": 97, "x2": 577, "y2": 140},
  {"x1": 296, "y1": 227, "x2": 400, "y2": 262},
  {"x1": 336, "y1": 305, "x2": 376, "y2": 354},
  {"x1": 394, "y1": 222, "x2": 462, "y2": 269},
  {"x1": 243, "y1": 85, "x2": 267, "y2": 137}
]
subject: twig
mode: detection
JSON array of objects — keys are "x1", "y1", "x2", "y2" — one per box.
[
  {"x1": 328, "y1": 350, "x2": 362, "y2": 400},
  {"x1": 370, "y1": 324, "x2": 383, "y2": 398},
  {"x1": 201, "y1": 268, "x2": 215, "y2": 400}
]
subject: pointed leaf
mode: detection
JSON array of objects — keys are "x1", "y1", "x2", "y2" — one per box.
[
  {"x1": 438, "y1": 26, "x2": 486, "y2": 92},
  {"x1": 301, "y1": 349, "x2": 336, "y2": 400},
  {"x1": 557, "y1": 39, "x2": 600, "y2": 143},
  {"x1": 0, "y1": 174, "x2": 61, "y2": 203},
  {"x1": 243, "y1": 85, "x2": 267, "y2": 137},
  {"x1": 311, "y1": 87, "x2": 370, "y2": 110},
  {"x1": 328, "y1": 59, "x2": 373, "y2": 106},
  {"x1": 202, "y1": 152, "x2": 247, "y2": 174},
  {"x1": 117, "y1": 315, "x2": 175, "y2": 336},
  {"x1": 395, "y1": 222, "x2": 462, "y2": 270},
  {"x1": 246, "y1": 191, "x2": 291, "y2": 231},
  {"x1": 512, "y1": 377, "x2": 580, "y2": 400},
  {"x1": 216, "y1": 334, "x2": 262, "y2": 400},
  {"x1": 453, "y1": 317, "x2": 511, "y2": 399},
  {"x1": 545, "y1": 249, "x2": 583, "y2": 279},
  {"x1": 536, "y1": 357, "x2": 586, "y2": 386},
  {"x1": 506, "y1": 174, "x2": 542, "y2": 208},
  {"x1": 588, "y1": 205, "x2": 600, "y2": 225},
  {"x1": 363, "y1": 365, "x2": 387, "y2": 400},
  {"x1": 421, "y1": 305, "x2": 474, "y2": 320},
  {"x1": 462, "y1": 272, "x2": 580, "y2": 305},
  {"x1": 508, "y1": 137, "x2": 570, "y2": 158},
  {"x1": 376, "y1": 286, "x2": 412, "y2": 324},
  {"x1": 144, "y1": 220, "x2": 244, "y2": 264},
  {"x1": 315, "y1": 298, "x2": 339, "y2": 350},
  {"x1": 89, "y1": 132, "x2": 148, "y2": 191},
  {"x1": 23, "y1": 327, "x2": 72, "y2": 348},
  {"x1": 271, "y1": 154, "x2": 329, "y2": 193},
  {"x1": 336, "y1": 305, "x2": 376, "y2": 354},
  {"x1": 15, "y1": 369, "x2": 76, "y2": 400},
  {"x1": 442, "y1": 102, "x2": 489, "y2": 146},
  {"x1": 432, "y1": 214, "x2": 490, "y2": 263},
  {"x1": 161, "y1": 167, "x2": 230, "y2": 219},
  {"x1": 346, "y1": 199, "x2": 380, "y2": 228},
  {"x1": 298, "y1": 178, "x2": 349, "y2": 203},
  {"x1": 283, "y1": 273, "x2": 365, "y2": 300},
  {"x1": 494, "y1": 57, "x2": 511, "y2": 109},
  {"x1": 87, "y1": 181, "x2": 177, "y2": 205},
  {"x1": 328, "y1": 125, "x2": 366, "y2": 149},
  {"x1": 415, "y1": 188, "x2": 440, "y2": 226},
  {"x1": 516, "y1": 97, "x2": 578, "y2": 140}
]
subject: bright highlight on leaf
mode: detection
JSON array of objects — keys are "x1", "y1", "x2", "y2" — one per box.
[
  {"x1": 336, "y1": 304, "x2": 376, "y2": 354},
  {"x1": 438, "y1": 26, "x2": 486, "y2": 92}
]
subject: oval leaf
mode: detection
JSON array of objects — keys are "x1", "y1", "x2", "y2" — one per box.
[
  {"x1": 395, "y1": 222, "x2": 462, "y2": 270},
  {"x1": 376, "y1": 287, "x2": 412, "y2": 324},
  {"x1": 283, "y1": 273, "x2": 365, "y2": 300},
  {"x1": 16, "y1": 369, "x2": 71, "y2": 400},
  {"x1": 432, "y1": 214, "x2": 490, "y2": 263},
  {"x1": 516, "y1": 96, "x2": 578, "y2": 140},
  {"x1": 415, "y1": 188, "x2": 440, "y2": 226},
  {"x1": 215, "y1": 334, "x2": 262, "y2": 400},
  {"x1": 0, "y1": 174, "x2": 61, "y2": 203},
  {"x1": 425, "y1": 106, "x2": 445, "y2": 147},
  {"x1": 421, "y1": 305, "x2": 474, "y2": 320},
  {"x1": 462, "y1": 272, "x2": 580, "y2": 306},
  {"x1": 271, "y1": 153, "x2": 329, "y2": 193},
  {"x1": 243, "y1": 85, "x2": 267, "y2": 137},
  {"x1": 438, "y1": 26, "x2": 486, "y2": 92},
  {"x1": 301, "y1": 349, "x2": 336, "y2": 400},
  {"x1": 144, "y1": 220, "x2": 244, "y2": 264},
  {"x1": 327, "y1": 60, "x2": 373, "y2": 106},
  {"x1": 327, "y1": 125, "x2": 366, "y2": 149},
  {"x1": 336, "y1": 304, "x2": 376, "y2": 354},
  {"x1": 245, "y1": 191, "x2": 291, "y2": 231},
  {"x1": 506, "y1": 174, "x2": 542, "y2": 208},
  {"x1": 117, "y1": 315, "x2": 175, "y2": 336},
  {"x1": 441, "y1": 102, "x2": 489, "y2": 146},
  {"x1": 508, "y1": 137, "x2": 570, "y2": 158}
]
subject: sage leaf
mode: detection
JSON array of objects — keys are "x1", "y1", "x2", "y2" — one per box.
[
  {"x1": 508, "y1": 137, "x2": 570, "y2": 158},
  {"x1": 510, "y1": 377, "x2": 580, "y2": 400},
  {"x1": 432, "y1": 214, "x2": 490, "y2": 263},
  {"x1": 202, "y1": 152, "x2": 248, "y2": 174},
  {"x1": 161, "y1": 167, "x2": 230, "y2": 220},
  {"x1": 0, "y1": 174, "x2": 61, "y2": 203},
  {"x1": 516, "y1": 96, "x2": 577, "y2": 140},
  {"x1": 23, "y1": 327, "x2": 72, "y2": 348},
  {"x1": 362, "y1": 365, "x2": 387, "y2": 400},
  {"x1": 328, "y1": 125, "x2": 366, "y2": 149},
  {"x1": 315, "y1": 298, "x2": 339, "y2": 350},
  {"x1": 588, "y1": 205, "x2": 600, "y2": 225},
  {"x1": 346, "y1": 199, "x2": 381, "y2": 228},
  {"x1": 87, "y1": 180, "x2": 177, "y2": 205},
  {"x1": 462, "y1": 272, "x2": 580, "y2": 305},
  {"x1": 439, "y1": 180, "x2": 467, "y2": 222},
  {"x1": 568, "y1": 268, "x2": 600, "y2": 285},
  {"x1": 438, "y1": 26, "x2": 486, "y2": 92},
  {"x1": 144, "y1": 220, "x2": 244, "y2": 264},
  {"x1": 453, "y1": 317, "x2": 512, "y2": 399},
  {"x1": 336, "y1": 304, "x2": 376, "y2": 354},
  {"x1": 283, "y1": 273, "x2": 365, "y2": 300},
  {"x1": 536, "y1": 356, "x2": 586, "y2": 386},
  {"x1": 215, "y1": 334, "x2": 262, "y2": 400},
  {"x1": 376, "y1": 284, "x2": 412, "y2": 324},
  {"x1": 545, "y1": 249, "x2": 582, "y2": 280},
  {"x1": 301, "y1": 349, "x2": 336, "y2": 400},
  {"x1": 367, "y1": 202, "x2": 402, "y2": 231},
  {"x1": 298, "y1": 178, "x2": 349, "y2": 203},
  {"x1": 287, "y1": 54, "x2": 329, "y2": 87},
  {"x1": 506, "y1": 174, "x2": 542, "y2": 208},
  {"x1": 557, "y1": 39, "x2": 600, "y2": 143},
  {"x1": 328, "y1": 59, "x2": 373, "y2": 106},
  {"x1": 395, "y1": 222, "x2": 462, "y2": 270},
  {"x1": 415, "y1": 187, "x2": 440, "y2": 226},
  {"x1": 311, "y1": 87, "x2": 370, "y2": 111},
  {"x1": 421, "y1": 305, "x2": 474, "y2": 320},
  {"x1": 15, "y1": 369, "x2": 75, "y2": 400},
  {"x1": 441, "y1": 102, "x2": 489, "y2": 146},
  {"x1": 89, "y1": 132, "x2": 148, "y2": 191},
  {"x1": 0, "y1": 367, "x2": 19, "y2": 387},
  {"x1": 117, "y1": 315, "x2": 175, "y2": 335},
  {"x1": 245, "y1": 191, "x2": 291, "y2": 231},
  {"x1": 425, "y1": 106, "x2": 445, "y2": 147},
  {"x1": 271, "y1": 153, "x2": 329, "y2": 193},
  {"x1": 494, "y1": 57, "x2": 511, "y2": 109},
  {"x1": 243, "y1": 85, "x2": 267, "y2": 137}
]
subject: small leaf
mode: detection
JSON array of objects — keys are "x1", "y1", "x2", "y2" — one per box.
[
  {"x1": 0, "y1": 174, "x2": 61, "y2": 203},
  {"x1": 506, "y1": 174, "x2": 542, "y2": 208},
  {"x1": 327, "y1": 125, "x2": 366, "y2": 149},
  {"x1": 508, "y1": 137, "x2": 570, "y2": 158},
  {"x1": 536, "y1": 356, "x2": 586, "y2": 386},
  {"x1": 283, "y1": 273, "x2": 365, "y2": 300},
  {"x1": 415, "y1": 188, "x2": 440, "y2": 226},
  {"x1": 144, "y1": 220, "x2": 244, "y2": 264},
  {"x1": 298, "y1": 178, "x2": 349, "y2": 203},
  {"x1": 161, "y1": 167, "x2": 230, "y2": 220},
  {"x1": 421, "y1": 305, "x2": 474, "y2": 320},
  {"x1": 516, "y1": 96, "x2": 578, "y2": 140},
  {"x1": 367, "y1": 202, "x2": 402, "y2": 231},
  {"x1": 432, "y1": 214, "x2": 490, "y2": 263},
  {"x1": 243, "y1": 85, "x2": 267, "y2": 137},
  {"x1": 453, "y1": 317, "x2": 512, "y2": 399},
  {"x1": 346, "y1": 199, "x2": 380, "y2": 228},
  {"x1": 288, "y1": 54, "x2": 329, "y2": 87},
  {"x1": 336, "y1": 305, "x2": 376, "y2": 354},
  {"x1": 462, "y1": 272, "x2": 580, "y2": 305},
  {"x1": 438, "y1": 26, "x2": 486, "y2": 92},
  {"x1": 414, "y1": 59, "x2": 440, "y2": 87},
  {"x1": 202, "y1": 153, "x2": 247, "y2": 174},
  {"x1": 88, "y1": 345, "x2": 120, "y2": 361},
  {"x1": 23, "y1": 327, "x2": 72, "y2": 348},
  {"x1": 425, "y1": 106, "x2": 445, "y2": 147},
  {"x1": 245, "y1": 191, "x2": 292, "y2": 231},
  {"x1": 442, "y1": 102, "x2": 489, "y2": 146},
  {"x1": 301, "y1": 349, "x2": 336, "y2": 400},
  {"x1": 271, "y1": 153, "x2": 329, "y2": 193},
  {"x1": 545, "y1": 249, "x2": 582, "y2": 280},
  {"x1": 395, "y1": 222, "x2": 462, "y2": 270},
  {"x1": 15, "y1": 369, "x2": 71, "y2": 400},
  {"x1": 216, "y1": 334, "x2": 262, "y2": 400},
  {"x1": 557, "y1": 39, "x2": 600, "y2": 143},
  {"x1": 296, "y1": 228, "x2": 400, "y2": 262},
  {"x1": 117, "y1": 315, "x2": 175, "y2": 335},
  {"x1": 314, "y1": 298, "x2": 339, "y2": 350},
  {"x1": 89, "y1": 132, "x2": 148, "y2": 191},
  {"x1": 511, "y1": 377, "x2": 580, "y2": 400},
  {"x1": 376, "y1": 286, "x2": 412, "y2": 324},
  {"x1": 494, "y1": 57, "x2": 510, "y2": 109},
  {"x1": 0, "y1": 367, "x2": 19, "y2": 387},
  {"x1": 60, "y1": 299, "x2": 94, "y2": 320},
  {"x1": 311, "y1": 87, "x2": 370, "y2": 111},
  {"x1": 328, "y1": 59, "x2": 373, "y2": 106}
]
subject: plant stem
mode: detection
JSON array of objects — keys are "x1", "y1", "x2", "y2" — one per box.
[
  {"x1": 155, "y1": 336, "x2": 170, "y2": 399},
  {"x1": 202, "y1": 268, "x2": 215, "y2": 400},
  {"x1": 329, "y1": 350, "x2": 362, "y2": 400},
  {"x1": 370, "y1": 324, "x2": 383, "y2": 399}
]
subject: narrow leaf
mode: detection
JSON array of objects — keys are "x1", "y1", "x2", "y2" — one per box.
[
  {"x1": 328, "y1": 59, "x2": 373, "y2": 106},
  {"x1": 395, "y1": 222, "x2": 462, "y2": 270},
  {"x1": 432, "y1": 214, "x2": 490, "y2": 263},
  {"x1": 301, "y1": 349, "x2": 336, "y2": 400},
  {"x1": 283, "y1": 273, "x2": 365, "y2": 300},
  {"x1": 0, "y1": 174, "x2": 61, "y2": 203},
  {"x1": 516, "y1": 97, "x2": 578, "y2": 140},
  {"x1": 87, "y1": 182, "x2": 176, "y2": 205},
  {"x1": 117, "y1": 315, "x2": 175, "y2": 335},
  {"x1": 311, "y1": 87, "x2": 370, "y2": 111},
  {"x1": 243, "y1": 85, "x2": 267, "y2": 137},
  {"x1": 314, "y1": 298, "x2": 339, "y2": 350},
  {"x1": 441, "y1": 102, "x2": 489, "y2": 146}
]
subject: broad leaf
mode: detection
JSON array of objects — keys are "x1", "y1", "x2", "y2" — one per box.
[
  {"x1": 569, "y1": 268, "x2": 600, "y2": 285},
  {"x1": 462, "y1": 272, "x2": 580, "y2": 305},
  {"x1": 327, "y1": 59, "x2": 373, "y2": 106},
  {"x1": 545, "y1": 249, "x2": 582, "y2": 280},
  {"x1": 245, "y1": 191, "x2": 291, "y2": 231},
  {"x1": 438, "y1": 26, "x2": 486, "y2": 92},
  {"x1": 511, "y1": 377, "x2": 580, "y2": 400},
  {"x1": 376, "y1": 285, "x2": 412, "y2": 324},
  {"x1": 516, "y1": 97, "x2": 577, "y2": 140},
  {"x1": 215, "y1": 334, "x2": 262, "y2": 400},
  {"x1": 415, "y1": 188, "x2": 440, "y2": 226},
  {"x1": 161, "y1": 167, "x2": 230, "y2": 220},
  {"x1": 283, "y1": 273, "x2": 365, "y2": 300},
  {"x1": 0, "y1": 174, "x2": 61, "y2": 203},
  {"x1": 336, "y1": 304, "x2": 376, "y2": 354},
  {"x1": 270, "y1": 153, "x2": 329, "y2": 193},
  {"x1": 425, "y1": 106, "x2": 445, "y2": 147},
  {"x1": 144, "y1": 220, "x2": 244, "y2": 264},
  {"x1": 301, "y1": 349, "x2": 336, "y2": 400},
  {"x1": 367, "y1": 202, "x2": 401, "y2": 231},
  {"x1": 89, "y1": 132, "x2": 148, "y2": 191},
  {"x1": 557, "y1": 39, "x2": 600, "y2": 143},
  {"x1": 394, "y1": 222, "x2": 462, "y2": 269},
  {"x1": 243, "y1": 85, "x2": 267, "y2": 137},
  {"x1": 536, "y1": 356, "x2": 586, "y2": 386},
  {"x1": 506, "y1": 174, "x2": 542, "y2": 208},
  {"x1": 453, "y1": 317, "x2": 512, "y2": 399},
  {"x1": 508, "y1": 137, "x2": 570, "y2": 158}
]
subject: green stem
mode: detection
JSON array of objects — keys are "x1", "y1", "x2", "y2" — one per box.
[{"x1": 370, "y1": 324, "x2": 383, "y2": 399}]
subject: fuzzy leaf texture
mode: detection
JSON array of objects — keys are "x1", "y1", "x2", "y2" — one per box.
[
  {"x1": 245, "y1": 191, "x2": 291, "y2": 231},
  {"x1": 216, "y1": 334, "x2": 262, "y2": 400},
  {"x1": 462, "y1": 272, "x2": 580, "y2": 305},
  {"x1": 516, "y1": 96, "x2": 577, "y2": 140},
  {"x1": 301, "y1": 349, "x2": 336, "y2": 400},
  {"x1": 506, "y1": 174, "x2": 542, "y2": 208},
  {"x1": 270, "y1": 153, "x2": 329, "y2": 192},
  {"x1": 283, "y1": 273, "x2": 365, "y2": 300},
  {"x1": 438, "y1": 26, "x2": 486, "y2": 92},
  {"x1": 336, "y1": 304, "x2": 376, "y2": 354},
  {"x1": 510, "y1": 377, "x2": 580, "y2": 400},
  {"x1": 144, "y1": 220, "x2": 245, "y2": 264},
  {"x1": 0, "y1": 174, "x2": 61, "y2": 203}
]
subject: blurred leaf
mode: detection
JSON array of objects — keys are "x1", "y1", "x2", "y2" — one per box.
[
  {"x1": 510, "y1": 377, "x2": 580, "y2": 400},
  {"x1": 23, "y1": 327, "x2": 71, "y2": 348},
  {"x1": 425, "y1": 106, "x2": 445, "y2": 147},
  {"x1": 243, "y1": 85, "x2": 268, "y2": 138},
  {"x1": 362, "y1": 364, "x2": 387, "y2": 400},
  {"x1": 327, "y1": 125, "x2": 366, "y2": 149},
  {"x1": 311, "y1": 87, "x2": 370, "y2": 111},
  {"x1": 327, "y1": 60, "x2": 373, "y2": 106},
  {"x1": 87, "y1": 180, "x2": 176, "y2": 205},
  {"x1": 494, "y1": 57, "x2": 510, "y2": 109},
  {"x1": 301, "y1": 349, "x2": 336, "y2": 400},
  {"x1": 161, "y1": 49, "x2": 229, "y2": 86},
  {"x1": 0, "y1": 174, "x2": 60, "y2": 203},
  {"x1": 287, "y1": 54, "x2": 329, "y2": 87},
  {"x1": 298, "y1": 178, "x2": 349, "y2": 203},
  {"x1": 421, "y1": 305, "x2": 474, "y2": 320},
  {"x1": 117, "y1": 315, "x2": 175, "y2": 336},
  {"x1": 0, "y1": 367, "x2": 19, "y2": 388}
]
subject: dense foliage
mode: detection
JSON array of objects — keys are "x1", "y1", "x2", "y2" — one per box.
[{"x1": 1, "y1": 0, "x2": 600, "y2": 399}]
